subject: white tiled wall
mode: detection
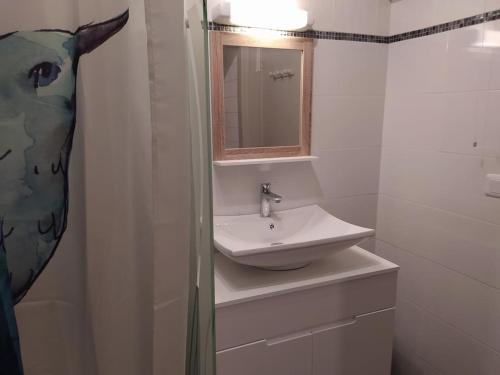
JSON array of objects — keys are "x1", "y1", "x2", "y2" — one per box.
[
  {"x1": 224, "y1": 56, "x2": 241, "y2": 148},
  {"x1": 213, "y1": 39, "x2": 388, "y2": 252},
  {"x1": 298, "y1": 0, "x2": 391, "y2": 35},
  {"x1": 378, "y1": 10, "x2": 500, "y2": 375},
  {"x1": 390, "y1": 0, "x2": 500, "y2": 35},
  {"x1": 211, "y1": 2, "x2": 500, "y2": 372},
  {"x1": 208, "y1": 0, "x2": 391, "y2": 35},
  {"x1": 208, "y1": 0, "x2": 389, "y2": 254}
]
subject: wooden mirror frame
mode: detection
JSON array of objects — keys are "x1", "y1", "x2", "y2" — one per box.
[{"x1": 210, "y1": 31, "x2": 313, "y2": 161}]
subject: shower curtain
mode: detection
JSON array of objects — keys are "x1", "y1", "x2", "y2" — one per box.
[{"x1": 1, "y1": 1, "x2": 176, "y2": 374}]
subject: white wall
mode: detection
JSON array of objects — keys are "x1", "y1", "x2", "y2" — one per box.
[
  {"x1": 210, "y1": 2, "x2": 388, "y2": 253},
  {"x1": 261, "y1": 48, "x2": 302, "y2": 147},
  {"x1": 213, "y1": 38, "x2": 388, "y2": 252},
  {"x1": 390, "y1": 0, "x2": 500, "y2": 34},
  {"x1": 208, "y1": 0, "x2": 390, "y2": 35},
  {"x1": 378, "y1": 4, "x2": 500, "y2": 375},
  {"x1": 210, "y1": 1, "x2": 500, "y2": 373},
  {"x1": 298, "y1": 0, "x2": 390, "y2": 35},
  {"x1": 311, "y1": 39, "x2": 388, "y2": 250},
  {"x1": 223, "y1": 50, "x2": 241, "y2": 148}
]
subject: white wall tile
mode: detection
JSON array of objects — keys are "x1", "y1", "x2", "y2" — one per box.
[
  {"x1": 439, "y1": 92, "x2": 485, "y2": 155},
  {"x1": 382, "y1": 149, "x2": 493, "y2": 217},
  {"x1": 313, "y1": 40, "x2": 388, "y2": 96},
  {"x1": 297, "y1": 0, "x2": 335, "y2": 32},
  {"x1": 313, "y1": 148, "x2": 382, "y2": 198},
  {"x1": 392, "y1": 350, "x2": 443, "y2": 375},
  {"x1": 377, "y1": 0, "x2": 391, "y2": 36},
  {"x1": 225, "y1": 127, "x2": 239, "y2": 141},
  {"x1": 210, "y1": 0, "x2": 391, "y2": 34},
  {"x1": 321, "y1": 194, "x2": 378, "y2": 229},
  {"x1": 376, "y1": 240, "x2": 500, "y2": 356},
  {"x1": 382, "y1": 6, "x2": 500, "y2": 370},
  {"x1": 213, "y1": 163, "x2": 322, "y2": 216},
  {"x1": 320, "y1": 193, "x2": 378, "y2": 253},
  {"x1": 383, "y1": 91, "x2": 484, "y2": 157},
  {"x1": 485, "y1": 0, "x2": 500, "y2": 12},
  {"x1": 485, "y1": 20, "x2": 500, "y2": 89},
  {"x1": 224, "y1": 79, "x2": 237, "y2": 98},
  {"x1": 386, "y1": 33, "x2": 448, "y2": 94},
  {"x1": 445, "y1": 24, "x2": 491, "y2": 92},
  {"x1": 481, "y1": 90, "x2": 500, "y2": 157},
  {"x1": 225, "y1": 112, "x2": 239, "y2": 128},
  {"x1": 443, "y1": 0, "x2": 485, "y2": 24},
  {"x1": 390, "y1": 298, "x2": 500, "y2": 375},
  {"x1": 377, "y1": 194, "x2": 500, "y2": 290},
  {"x1": 390, "y1": 0, "x2": 446, "y2": 35},
  {"x1": 382, "y1": 93, "x2": 445, "y2": 151},
  {"x1": 312, "y1": 95, "x2": 385, "y2": 150},
  {"x1": 224, "y1": 97, "x2": 238, "y2": 113},
  {"x1": 380, "y1": 149, "x2": 500, "y2": 225},
  {"x1": 390, "y1": 0, "x2": 486, "y2": 35},
  {"x1": 333, "y1": 0, "x2": 381, "y2": 36}
]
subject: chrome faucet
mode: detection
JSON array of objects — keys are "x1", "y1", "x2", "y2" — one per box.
[{"x1": 260, "y1": 183, "x2": 282, "y2": 217}]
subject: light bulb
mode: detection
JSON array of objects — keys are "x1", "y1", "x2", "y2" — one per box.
[{"x1": 229, "y1": 0, "x2": 308, "y2": 31}]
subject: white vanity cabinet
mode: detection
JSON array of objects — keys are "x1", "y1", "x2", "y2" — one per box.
[
  {"x1": 217, "y1": 331, "x2": 313, "y2": 375},
  {"x1": 214, "y1": 246, "x2": 399, "y2": 375},
  {"x1": 312, "y1": 309, "x2": 395, "y2": 374}
]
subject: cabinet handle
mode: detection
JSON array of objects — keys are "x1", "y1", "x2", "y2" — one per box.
[
  {"x1": 264, "y1": 317, "x2": 358, "y2": 346},
  {"x1": 312, "y1": 317, "x2": 357, "y2": 334},
  {"x1": 266, "y1": 330, "x2": 312, "y2": 346}
]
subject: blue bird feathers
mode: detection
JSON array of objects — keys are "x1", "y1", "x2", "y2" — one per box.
[{"x1": 0, "y1": 11, "x2": 129, "y2": 374}]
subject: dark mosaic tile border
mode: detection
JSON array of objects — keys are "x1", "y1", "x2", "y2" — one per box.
[
  {"x1": 387, "y1": 10, "x2": 500, "y2": 43},
  {"x1": 208, "y1": 8, "x2": 500, "y2": 44},
  {"x1": 208, "y1": 22, "x2": 388, "y2": 44}
]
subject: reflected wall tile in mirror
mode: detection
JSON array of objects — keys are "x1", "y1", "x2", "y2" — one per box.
[
  {"x1": 222, "y1": 45, "x2": 302, "y2": 149},
  {"x1": 211, "y1": 32, "x2": 313, "y2": 160}
]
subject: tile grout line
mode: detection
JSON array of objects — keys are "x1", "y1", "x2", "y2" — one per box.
[
  {"x1": 378, "y1": 192, "x2": 500, "y2": 228},
  {"x1": 396, "y1": 295, "x2": 500, "y2": 361},
  {"x1": 208, "y1": 8, "x2": 500, "y2": 44},
  {"x1": 376, "y1": 237, "x2": 500, "y2": 296}
]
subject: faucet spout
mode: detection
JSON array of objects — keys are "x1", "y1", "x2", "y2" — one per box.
[
  {"x1": 264, "y1": 191, "x2": 282, "y2": 203},
  {"x1": 260, "y1": 183, "x2": 282, "y2": 217}
]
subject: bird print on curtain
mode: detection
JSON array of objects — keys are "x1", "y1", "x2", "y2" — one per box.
[{"x1": 0, "y1": 10, "x2": 129, "y2": 375}]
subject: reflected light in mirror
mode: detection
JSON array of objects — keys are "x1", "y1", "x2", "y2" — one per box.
[
  {"x1": 230, "y1": 0, "x2": 308, "y2": 31},
  {"x1": 245, "y1": 28, "x2": 285, "y2": 39},
  {"x1": 483, "y1": 30, "x2": 500, "y2": 48}
]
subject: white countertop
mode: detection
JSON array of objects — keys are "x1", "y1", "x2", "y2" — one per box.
[{"x1": 214, "y1": 246, "x2": 399, "y2": 308}]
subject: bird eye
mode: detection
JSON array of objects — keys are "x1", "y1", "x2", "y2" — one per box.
[{"x1": 28, "y1": 62, "x2": 61, "y2": 89}]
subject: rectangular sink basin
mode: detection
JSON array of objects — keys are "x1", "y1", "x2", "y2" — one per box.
[{"x1": 214, "y1": 205, "x2": 375, "y2": 270}]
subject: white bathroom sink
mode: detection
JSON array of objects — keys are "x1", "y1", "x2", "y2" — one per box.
[{"x1": 213, "y1": 205, "x2": 375, "y2": 270}]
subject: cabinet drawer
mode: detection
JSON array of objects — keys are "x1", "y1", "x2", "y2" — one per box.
[
  {"x1": 217, "y1": 308, "x2": 395, "y2": 375},
  {"x1": 217, "y1": 331, "x2": 313, "y2": 375},
  {"x1": 313, "y1": 308, "x2": 395, "y2": 375},
  {"x1": 216, "y1": 271, "x2": 397, "y2": 351}
]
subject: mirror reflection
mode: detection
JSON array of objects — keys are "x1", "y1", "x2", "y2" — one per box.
[{"x1": 223, "y1": 46, "x2": 302, "y2": 149}]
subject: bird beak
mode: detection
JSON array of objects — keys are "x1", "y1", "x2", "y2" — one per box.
[{"x1": 74, "y1": 10, "x2": 129, "y2": 57}]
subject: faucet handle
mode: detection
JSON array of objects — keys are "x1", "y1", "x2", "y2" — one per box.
[{"x1": 261, "y1": 183, "x2": 271, "y2": 193}]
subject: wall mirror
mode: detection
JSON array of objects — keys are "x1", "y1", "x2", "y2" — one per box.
[{"x1": 210, "y1": 32, "x2": 313, "y2": 161}]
